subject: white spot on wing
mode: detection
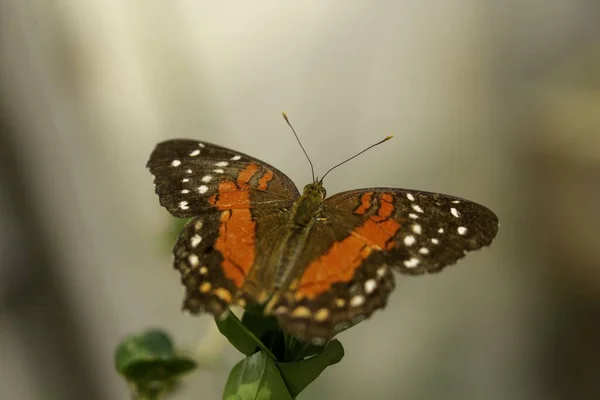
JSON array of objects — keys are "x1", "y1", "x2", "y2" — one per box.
[
  {"x1": 404, "y1": 235, "x2": 416, "y2": 246},
  {"x1": 198, "y1": 185, "x2": 209, "y2": 194},
  {"x1": 190, "y1": 235, "x2": 202, "y2": 248},
  {"x1": 431, "y1": 238, "x2": 439, "y2": 244},
  {"x1": 198, "y1": 143, "x2": 205, "y2": 148},
  {"x1": 376, "y1": 267, "x2": 387, "y2": 278},
  {"x1": 409, "y1": 213, "x2": 419, "y2": 219},
  {"x1": 412, "y1": 224, "x2": 422, "y2": 234},
  {"x1": 412, "y1": 204, "x2": 424, "y2": 213},
  {"x1": 231, "y1": 155, "x2": 241, "y2": 160},
  {"x1": 214, "y1": 169, "x2": 224, "y2": 174},
  {"x1": 457, "y1": 226, "x2": 468, "y2": 235},
  {"x1": 189, "y1": 149, "x2": 201, "y2": 156},
  {"x1": 438, "y1": 228, "x2": 444, "y2": 233},
  {"x1": 171, "y1": 160, "x2": 181, "y2": 167},
  {"x1": 406, "y1": 193, "x2": 415, "y2": 201},
  {"x1": 215, "y1": 161, "x2": 228, "y2": 167},
  {"x1": 404, "y1": 257, "x2": 420, "y2": 268},
  {"x1": 179, "y1": 201, "x2": 189, "y2": 210},
  {"x1": 201, "y1": 175, "x2": 212, "y2": 183},
  {"x1": 451, "y1": 207, "x2": 461, "y2": 218},
  {"x1": 182, "y1": 178, "x2": 189, "y2": 183},
  {"x1": 188, "y1": 254, "x2": 199, "y2": 266},
  {"x1": 186, "y1": 169, "x2": 193, "y2": 174},
  {"x1": 419, "y1": 247, "x2": 429, "y2": 255},
  {"x1": 350, "y1": 295, "x2": 365, "y2": 307},
  {"x1": 364, "y1": 279, "x2": 377, "y2": 294},
  {"x1": 181, "y1": 189, "x2": 189, "y2": 194},
  {"x1": 452, "y1": 200, "x2": 460, "y2": 204}
]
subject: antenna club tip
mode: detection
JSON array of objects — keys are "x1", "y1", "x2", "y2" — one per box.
[
  {"x1": 384, "y1": 134, "x2": 394, "y2": 141},
  {"x1": 282, "y1": 112, "x2": 289, "y2": 121}
]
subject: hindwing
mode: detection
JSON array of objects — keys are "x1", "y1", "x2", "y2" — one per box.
[{"x1": 269, "y1": 188, "x2": 498, "y2": 341}]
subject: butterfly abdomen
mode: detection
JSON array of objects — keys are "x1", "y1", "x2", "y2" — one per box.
[
  {"x1": 271, "y1": 188, "x2": 328, "y2": 287},
  {"x1": 272, "y1": 224, "x2": 314, "y2": 290}
]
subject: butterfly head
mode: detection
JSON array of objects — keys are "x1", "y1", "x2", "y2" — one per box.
[
  {"x1": 302, "y1": 181, "x2": 327, "y2": 201},
  {"x1": 293, "y1": 181, "x2": 327, "y2": 225}
]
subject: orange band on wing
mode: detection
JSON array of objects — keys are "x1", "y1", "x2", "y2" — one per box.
[
  {"x1": 208, "y1": 164, "x2": 272, "y2": 208},
  {"x1": 296, "y1": 193, "x2": 401, "y2": 299},
  {"x1": 213, "y1": 209, "x2": 255, "y2": 287},
  {"x1": 237, "y1": 163, "x2": 260, "y2": 184},
  {"x1": 354, "y1": 192, "x2": 373, "y2": 215},
  {"x1": 258, "y1": 170, "x2": 274, "y2": 190},
  {"x1": 208, "y1": 181, "x2": 248, "y2": 208},
  {"x1": 211, "y1": 180, "x2": 256, "y2": 288},
  {"x1": 372, "y1": 192, "x2": 394, "y2": 221}
]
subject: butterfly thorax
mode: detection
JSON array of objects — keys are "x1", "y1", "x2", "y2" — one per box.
[{"x1": 290, "y1": 182, "x2": 327, "y2": 226}]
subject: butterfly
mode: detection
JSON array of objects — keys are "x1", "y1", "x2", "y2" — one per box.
[{"x1": 147, "y1": 115, "x2": 498, "y2": 343}]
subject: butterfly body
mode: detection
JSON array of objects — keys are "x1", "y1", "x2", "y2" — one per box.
[
  {"x1": 270, "y1": 184, "x2": 325, "y2": 283},
  {"x1": 148, "y1": 139, "x2": 498, "y2": 342}
]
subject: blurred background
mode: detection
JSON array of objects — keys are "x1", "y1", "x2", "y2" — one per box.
[{"x1": 1, "y1": 1, "x2": 599, "y2": 399}]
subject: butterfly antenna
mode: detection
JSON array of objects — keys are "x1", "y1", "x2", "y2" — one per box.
[
  {"x1": 319, "y1": 134, "x2": 394, "y2": 183},
  {"x1": 282, "y1": 112, "x2": 316, "y2": 182}
]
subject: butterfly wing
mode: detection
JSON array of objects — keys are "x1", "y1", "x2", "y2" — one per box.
[
  {"x1": 147, "y1": 139, "x2": 299, "y2": 315},
  {"x1": 270, "y1": 188, "x2": 498, "y2": 341},
  {"x1": 173, "y1": 210, "x2": 291, "y2": 316},
  {"x1": 147, "y1": 139, "x2": 299, "y2": 217},
  {"x1": 324, "y1": 188, "x2": 498, "y2": 274}
]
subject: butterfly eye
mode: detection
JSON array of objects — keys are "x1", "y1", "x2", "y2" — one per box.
[{"x1": 318, "y1": 186, "x2": 327, "y2": 199}]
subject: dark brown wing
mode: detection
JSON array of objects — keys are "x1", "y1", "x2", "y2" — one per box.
[
  {"x1": 147, "y1": 139, "x2": 300, "y2": 316},
  {"x1": 147, "y1": 139, "x2": 299, "y2": 217},
  {"x1": 174, "y1": 210, "x2": 290, "y2": 316},
  {"x1": 268, "y1": 188, "x2": 498, "y2": 342},
  {"x1": 324, "y1": 188, "x2": 498, "y2": 274}
]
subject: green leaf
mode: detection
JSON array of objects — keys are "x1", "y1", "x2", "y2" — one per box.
[
  {"x1": 277, "y1": 339, "x2": 345, "y2": 398},
  {"x1": 215, "y1": 312, "x2": 276, "y2": 359},
  {"x1": 223, "y1": 351, "x2": 293, "y2": 400},
  {"x1": 115, "y1": 329, "x2": 196, "y2": 384},
  {"x1": 293, "y1": 341, "x2": 327, "y2": 361},
  {"x1": 241, "y1": 308, "x2": 280, "y2": 341}
]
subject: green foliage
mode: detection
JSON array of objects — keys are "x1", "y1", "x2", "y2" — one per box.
[
  {"x1": 217, "y1": 308, "x2": 345, "y2": 399},
  {"x1": 116, "y1": 218, "x2": 345, "y2": 398},
  {"x1": 276, "y1": 340, "x2": 344, "y2": 398},
  {"x1": 223, "y1": 351, "x2": 293, "y2": 400},
  {"x1": 115, "y1": 329, "x2": 196, "y2": 399},
  {"x1": 116, "y1": 312, "x2": 345, "y2": 399},
  {"x1": 215, "y1": 310, "x2": 276, "y2": 359}
]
